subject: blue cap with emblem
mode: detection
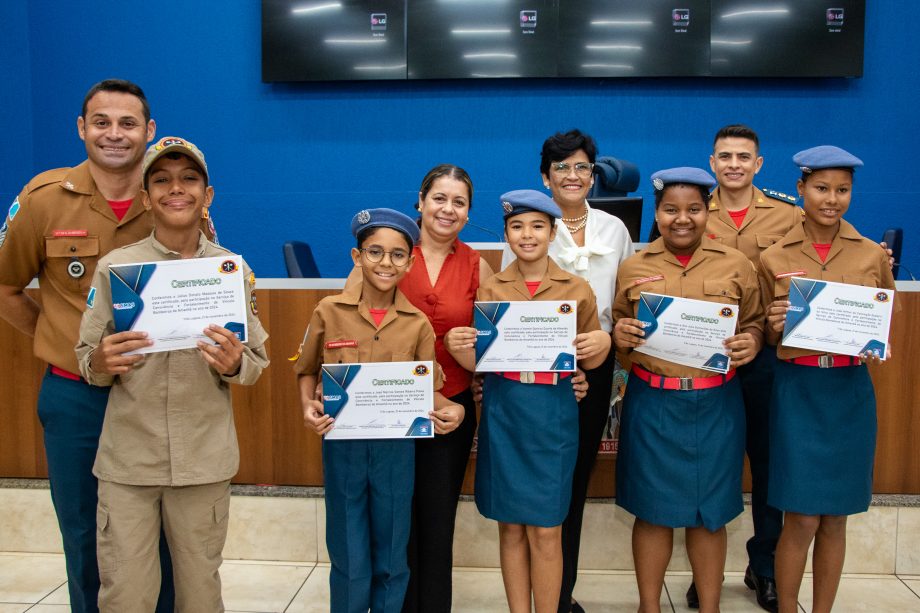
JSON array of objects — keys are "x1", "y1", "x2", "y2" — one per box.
[
  {"x1": 350, "y1": 208, "x2": 420, "y2": 245},
  {"x1": 500, "y1": 189, "x2": 562, "y2": 220},
  {"x1": 650, "y1": 167, "x2": 717, "y2": 191},
  {"x1": 793, "y1": 145, "x2": 864, "y2": 174}
]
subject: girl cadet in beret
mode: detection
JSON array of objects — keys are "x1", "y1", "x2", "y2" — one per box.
[
  {"x1": 613, "y1": 168, "x2": 764, "y2": 613},
  {"x1": 758, "y1": 146, "x2": 895, "y2": 613},
  {"x1": 448, "y1": 189, "x2": 610, "y2": 613}
]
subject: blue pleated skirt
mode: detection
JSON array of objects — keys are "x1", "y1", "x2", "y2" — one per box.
[
  {"x1": 615, "y1": 373, "x2": 745, "y2": 531},
  {"x1": 768, "y1": 360, "x2": 876, "y2": 516},
  {"x1": 475, "y1": 374, "x2": 578, "y2": 527}
]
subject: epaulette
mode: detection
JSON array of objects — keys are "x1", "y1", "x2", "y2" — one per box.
[
  {"x1": 24, "y1": 167, "x2": 71, "y2": 193},
  {"x1": 761, "y1": 188, "x2": 798, "y2": 205}
]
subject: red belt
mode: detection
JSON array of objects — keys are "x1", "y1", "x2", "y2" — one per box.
[
  {"x1": 784, "y1": 354, "x2": 861, "y2": 368},
  {"x1": 501, "y1": 371, "x2": 572, "y2": 385},
  {"x1": 631, "y1": 364, "x2": 735, "y2": 391},
  {"x1": 49, "y1": 365, "x2": 84, "y2": 382}
]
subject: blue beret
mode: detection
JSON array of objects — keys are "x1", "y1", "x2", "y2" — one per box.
[
  {"x1": 350, "y1": 208, "x2": 420, "y2": 245},
  {"x1": 793, "y1": 145, "x2": 864, "y2": 173},
  {"x1": 650, "y1": 167, "x2": 717, "y2": 191},
  {"x1": 500, "y1": 189, "x2": 562, "y2": 219}
]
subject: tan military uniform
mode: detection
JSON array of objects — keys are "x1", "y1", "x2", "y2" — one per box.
[
  {"x1": 0, "y1": 162, "x2": 152, "y2": 373},
  {"x1": 758, "y1": 219, "x2": 896, "y2": 359},
  {"x1": 75, "y1": 231, "x2": 268, "y2": 612},
  {"x1": 706, "y1": 186, "x2": 802, "y2": 263},
  {"x1": 477, "y1": 257, "x2": 601, "y2": 337},
  {"x1": 613, "y1": 237, "x2": 764, "y2": 378},
  {"x1": 76, "y1": 232, "x2": 269, "y2": 485},
  {"x1": 294, "y1": 279, "x2": 443, "y2": 387}
]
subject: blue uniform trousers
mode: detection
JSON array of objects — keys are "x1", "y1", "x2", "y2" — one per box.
[
  {"x1": 323, "y1": 438, "x2": 414, "y2": 613},
  {"x1": 738, "y1": 346, "x2": 783, "y2": 579},
  {"x1": 37, "y1": 370, "x2": 175, "y2": 613}
]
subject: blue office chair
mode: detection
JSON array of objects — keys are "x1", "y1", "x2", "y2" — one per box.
[
  {"x1": 282, "y1": 241, "x2": 321, "y2": 278},
  {"x1": 589, "y1": 156, "x2": 640, "y2": 198},
  {"x1": 881, "y1": 228, "x2": 903, "y2": 280}
]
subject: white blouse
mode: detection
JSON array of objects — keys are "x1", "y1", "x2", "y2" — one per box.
[{"x1": 501, "y1": 204, "x2": 634, "y2": 332}]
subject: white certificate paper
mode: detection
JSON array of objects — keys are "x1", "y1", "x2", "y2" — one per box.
[
  {"x1": 109, "y1": 255, "x2": 247, "y2": 354},
  {"x1": 783, "y1": 277, "x2": 894, "y2": 359},
  {"x1": 474, "y1": 300, "x2": 577, "y2": 372},
  {"x1": 321, "y1": 361, "x2": 435, "y2": 440},
  {"x1": 633, "y1": 293, "x2": 738, "y2": 374}
]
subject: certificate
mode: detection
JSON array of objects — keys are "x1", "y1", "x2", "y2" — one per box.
[
  {"x1": 474, "y1": 301, "x2": 577, "y2": 372},
  {"x1": 110, "y1": 255, "x2": 247, "y2": 354},
  {"x1": 782, "y1": 277, "x2": 894, "y2": 359},
  {"x1": 321, "y1": 361, "x2": 435, "y2": 440},
  {"x1": 633, "y1": 293, "x2": 738, "y2": 374}
]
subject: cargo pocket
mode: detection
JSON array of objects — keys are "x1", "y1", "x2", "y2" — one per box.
[
  {"x1": 96, "y1": 504, "x2": 117, "y2": 572},
  {"x1": 206, "y1": 488, "x2": 231, "y2": 558}
]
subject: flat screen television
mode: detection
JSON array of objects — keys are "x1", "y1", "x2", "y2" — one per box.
[
  {"x1": 261, "y1": 0, "x2": 865, "y2": 81},
  {"x1": 587, "y1": 196, "x2": 643, "y2": 243},
  {"x1": 407, "y1": 0, "x2": 558, "y2": 79},
  {"x1": 709, "y1": 0, "x2": 865, "y2": 77},
  {"x1": 557, "y1": 0, "x2": 710, "y2": 78},
  {"x1": 262, "y1": 0, "x2": 407, "y2": 82}
]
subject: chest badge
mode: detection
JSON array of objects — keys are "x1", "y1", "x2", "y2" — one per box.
[{"x1": 68, "y1": 258, "x2": 86, "y2": 279}]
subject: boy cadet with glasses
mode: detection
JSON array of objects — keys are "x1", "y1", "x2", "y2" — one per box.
[{"x1": 295, "y1": 208, "x2": 463, "y2": 613}]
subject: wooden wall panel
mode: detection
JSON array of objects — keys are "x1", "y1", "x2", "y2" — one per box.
[
  {"x1": 2, "y1": 286, "x2": 918, "y2": 496},
  {"x1": 869, "y1": 296, "x2": 920, "y2": 493}
]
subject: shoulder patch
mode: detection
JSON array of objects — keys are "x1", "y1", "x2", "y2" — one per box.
[
  {"x1": 761, "y1": 188, "x2": 798, "y2": 204},
  {"x1": 25, "y1": 167, "x2": 70, "y2": 193},
  {"x1": 86, "y1": 286, "x2": 96, "y2": 309},
  {"x1": 7, "y1": 197, "x2": 20, "y2": 222},
  {"x1": 0, "y1": 220, "x2": 8, "y2": 250}
]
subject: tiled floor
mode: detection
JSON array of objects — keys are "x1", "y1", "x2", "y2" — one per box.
[{"x1": 2, "y1": 553, "x2": 920, "y2": 612}]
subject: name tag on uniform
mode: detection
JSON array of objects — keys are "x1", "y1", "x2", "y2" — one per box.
[
  {"x1": 326, "y1": 340, "x2": 358, "y2": 349},
  {"x1": 631, "y1": 274, "x2": 665, "y2": 286},
  {"x1": 53, "y1": 229, "x2": 89, "y2": 237},
  {"x1": 775, "y1": 270, "x2": 806, "y2": 280}
]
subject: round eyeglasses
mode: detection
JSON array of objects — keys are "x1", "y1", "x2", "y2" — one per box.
[{"x1": 360, "y1": 247, "x2": 411, "y2": 267}]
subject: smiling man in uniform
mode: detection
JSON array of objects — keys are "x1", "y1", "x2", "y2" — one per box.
[{"x1": 0, "y1": 79, "x2": 178, "y2": 613}]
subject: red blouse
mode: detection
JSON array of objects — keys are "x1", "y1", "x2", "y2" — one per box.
[{"x1": 399, "y1": 240, "x2": 480, "y2": 398}]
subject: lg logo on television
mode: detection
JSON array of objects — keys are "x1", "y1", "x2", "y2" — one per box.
[
  {"x1": 672, "y1": 8, "x2": 690, "y2": 27},
  {"x1": 826, "y1": 8, "x2": 845, "y2": 27},
  {"x1": 520, "y1": 10, "x2": 537, "y2": 29},
  {"x1": 371, "y1": 13, "x2": 387, "y2": 32}
]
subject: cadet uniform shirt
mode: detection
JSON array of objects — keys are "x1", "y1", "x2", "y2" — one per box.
[
  {"x1": 293, "y1": 279, "x2": 443, "y2": 392},
  {"x1": 75, "y1": 232, "x2": 269, "y2": 487},
  {"x1": 613, "y1": 237, "x2": 764, "y2": 378},
  {"x1": 706, "y1": 186, "x2": 802, "y2": 264},
  {"x1": 758, "y1": 219, "x2": 895, "y2": 360},
  {"x1": 0, "y1": 162, "x2": 153, "y2": 374},
  {"x1": 478, "y1": 257, "x2": 601, "y2": 340},
  {"x1": 501, "y1": 208, "x2": 633, "y2": 333}
]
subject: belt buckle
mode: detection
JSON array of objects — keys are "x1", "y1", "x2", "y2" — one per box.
[
  {"x1": 818, "y1": 355, "x2": 833, "y2": 368},
  {"x1": 519, "y1": 371, "x2": 535, "y2": 384},
  {"x1": 678, "y1": 377, "x2": 694, "y2": 391}
]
